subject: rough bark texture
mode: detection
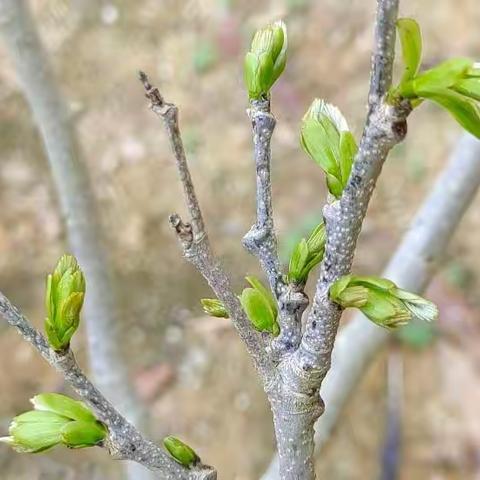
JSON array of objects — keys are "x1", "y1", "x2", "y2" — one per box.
[{"x1": 261, "y1": 133, "x2": 480, "y2": 480}]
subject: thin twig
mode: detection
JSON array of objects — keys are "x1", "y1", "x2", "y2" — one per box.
[
  {"x1": 139, "y1": 72, "x2": 274, "y2": 380},
  {"x1": 243, "y1": 98, "x2": 308, "y2": 360},
  {"x1": 0, "y1": 292, "x2": 217, "y2": 480}
]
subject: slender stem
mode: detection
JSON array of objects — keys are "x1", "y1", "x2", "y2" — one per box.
[
  {"x1": 139, "y1": 72, "x2": 274, "y2": 381},
  {"x1": 0, "y1": 292, "x2": 217, "y2": 480},
  {"x1": 243, "y1": 98, "x2": 282, "y2": 293},
  {"x1": 243, "y1": 99, "x2": 308, "y2": 360}
]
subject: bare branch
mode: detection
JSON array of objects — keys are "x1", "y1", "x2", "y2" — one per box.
[
  {"x1": 243, "y1": 99, "x2": 282, "y2": 291},
  {"x1": 139, "y1": 72, "x2": 274, "y2": 380},
  {"x1": 261, "y1": 133, "x2": 480, "y2": 479},
  {"x1": 243, "y1": 98, "x2": 308, "y2": 360},
  {"x1": 0, "y1": 292, "x2": 217, "y2": 480},
  {"x1": 293, "y1": 0, "x2": 405, "y2": 390}
]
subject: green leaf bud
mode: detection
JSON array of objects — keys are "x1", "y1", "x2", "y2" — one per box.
[
  {"x1": 60, "y1": 420, "x2": 106, "y2": 449},
  {"x1": 45, "y1": 255, "x2": 85, "y2": 351},
  {"x1": 244, "y1": 20, "x2": 287, "y2": 99},
  {"x1": 330, "y1": 275, "x2": 438, "y2": 330},
  {"x1": 1, "y1": 411, "x2": 69, "y2": 453},
  {"x1": 31, "y1": 393, "x2": 97, "y2": 424},
  {"x1": 1, "y1": 393, "x2": 107, "y2": 454},
  {"x1": 287, "y1": 222, "x2": 326, "y2": 284},
  {"x1": 301, "y1": 99, "x2": 357, "y2": 198},
  {"x1": 240, "y1": 280, "x2": 279, "y2": 336},
  {"x1": 200, "y1": 298, "x2": 229, "y2": 318},
  {"x1": 163, "y1": 436, "x2": 200, "y2": 467}
]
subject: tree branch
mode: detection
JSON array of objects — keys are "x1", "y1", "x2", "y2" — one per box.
[
  {"x1": 243, "y1": 98, "x2": 282, "y2": 292},
  {"x1": 293, "y1": 0, "x2": 405, "y2": 392},
  {"x1": 243, "y1": 98, "x2": 308, "y2": 360},
  {"x1": 0, "y1": 292, "x2": 217, "y2": 480},
  {"x1": 0, "y1": 8, "x2": 150, "y2": 480},
  {"x1": 261, "y1": 133, "x2": 480, "y2": 479},
  {"x1": 139, "y1": 72, "x2": 274, "y2": 381}
]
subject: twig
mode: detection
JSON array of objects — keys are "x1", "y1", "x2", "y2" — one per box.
[
  {"x1": 242, "y1": 98, "x2": 282, "y2": 292},
  {"x1": 261, "y1": 133, "x2": 480, "y2": 480},
  {"x1": 243, "y1": 99, "x2": 308, "y2": 359},
  {"x1": 0, "y1": 292, "x2": 217, "y2": 480},
  {"x1": 139, "y1": 72, "x2": 274, "y2": 381},
  {"x1": 293, "y1": 0, "x2": 405, "y2": 393}
]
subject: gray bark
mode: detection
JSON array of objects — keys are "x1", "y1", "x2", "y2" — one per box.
[
  {"x1": 0, "y1": 1, "x2": 151, "y2": 478},
  {"x1": 261, "y1": 133, "x2": 480, "y2": 480}
]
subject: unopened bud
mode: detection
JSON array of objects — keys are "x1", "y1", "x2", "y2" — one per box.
[
  {"x1": 45, "y1": 255, "x2": 85, "y2": 351},
  {"x1": 244, "y1": 20, "x2": 287, "y2": 99}
]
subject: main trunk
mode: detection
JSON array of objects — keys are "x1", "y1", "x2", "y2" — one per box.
[{"x1": 270, "y1": 400, "x2": 320, "y2": 480}]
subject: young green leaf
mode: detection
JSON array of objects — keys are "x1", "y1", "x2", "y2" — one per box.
[
  {"x1": 419, "y1": 87, "x2": 480, "y2": 138},
  {"x1": 301, "y1": 99, "x2": 356, "y2": 198},
  {"x1": 60, "y1": 420, "x2": 106, "y2": 449},
  {"x1": 163, "y1": 436, "x2": 200, "y2": 467},
  {"x1": 31, "y1": 393, "x2": 97, "y2": 424},
  {"x1": 339, "y1": 131, "x2": 358, "y2": 186},
  {"x1": 239, "y1": 287, "x2": 278, "y2": 335},
  {"x1": 413, "y1": 58, "x2": 472, "y2": 95},
  {"x1": 245, "y1": 276, "x2": 277, "y2": 318},
  {"x1": 396, "y1": 18, "x2": 423, "y2": 82},
  {"x1": 452, "y1": 78, "x2": 480, "y2": 101},
  {"x1": 1, "y1": 411, "x2": 69, "y2": 453},
  {"x1": 200, "y1": 298, "x2": 229, "y2": 318},
  {"x1": 393, "y1": 288, "x2": 439, "y2": 322}
]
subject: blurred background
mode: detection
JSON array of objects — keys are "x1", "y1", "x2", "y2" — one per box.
[{"x1": 0, "y1": 0, "x2": 479, "y2": 479}]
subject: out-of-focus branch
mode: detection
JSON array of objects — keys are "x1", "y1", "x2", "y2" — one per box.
[
  {"x1": 0, "y1": 1, "x2": 151, "y2": 477},
  {"x1": 261, "y1": 133, "x2": 480, "y2": 480},
  {"x1": 0, "y1": 291, "x2": 217, "y2": 480},
  {"x1": 139, "y1": 72, "x2": 274, "y2": 381}
]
